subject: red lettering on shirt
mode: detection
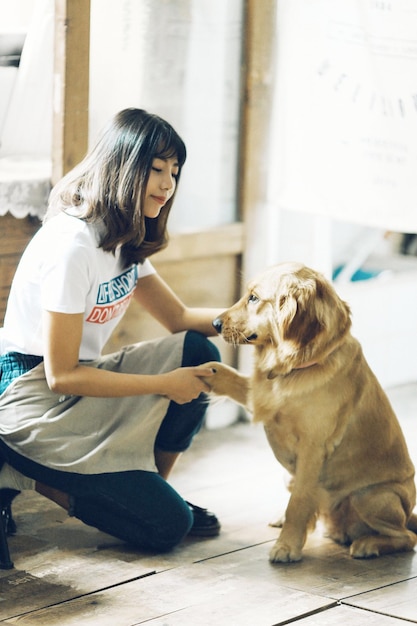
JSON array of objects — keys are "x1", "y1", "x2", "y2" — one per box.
[{"x1": 86, "y1": 293, "x2": 133, "y2": 324}]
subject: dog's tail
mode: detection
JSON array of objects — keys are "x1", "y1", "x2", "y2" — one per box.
[{"x1": 407, "y1": 512, "x2": 417, "y2": 533}]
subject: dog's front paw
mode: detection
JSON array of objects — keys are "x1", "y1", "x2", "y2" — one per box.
[
  {"x1": 269, "y1": 540, "x2": 302, "y2": 563},
  {"x1": 199, "y1": 362, "x2": 232, "y2": 395},
  {"x1": 199, "y1": 361, "x2": 249, "y2": 407}
]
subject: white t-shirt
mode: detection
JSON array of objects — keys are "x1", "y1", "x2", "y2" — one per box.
[{"x1": 2, "y1": 212, "x2": 155, "y2": 359}]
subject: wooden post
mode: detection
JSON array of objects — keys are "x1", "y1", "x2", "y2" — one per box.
[
  {"x1": 52, "y1": 0, "x2": 90, "y2": 184},
  {"x1": 239, "y1": 0, "x2": 277, "y2": 277}
]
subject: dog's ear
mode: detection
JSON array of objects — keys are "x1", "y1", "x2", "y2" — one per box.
[
  {"x1": 277, "y1": 271, "x2": 351, "y2": 349},
  {"x1": 277, "y1": 275, "x2": 323, "y2": 347}
]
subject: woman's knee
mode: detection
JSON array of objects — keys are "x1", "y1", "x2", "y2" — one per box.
[
  {"x1": 147, "y1": 499, "x2": 193, "y2": 551},
  {"x1": 182, "y1": 331, "x2": 221, "y2": 367},
  {"x1": 71, "y1": 474, "x2": 194, "y2": 553},
  {"x1": 73, "y1": 496, "x2": 192, "y2": 553}
]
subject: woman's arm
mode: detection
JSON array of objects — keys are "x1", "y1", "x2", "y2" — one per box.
[
  {"x1": 42, "y1": 309, "x2": 214, "y2": 401},
  {"x1": 133, "y1": 273, "x2": 224, "y2": 336}
]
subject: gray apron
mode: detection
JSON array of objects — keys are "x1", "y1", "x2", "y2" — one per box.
[{"x1": 0, "y1": 333, "x2": 185, "y2": 474}]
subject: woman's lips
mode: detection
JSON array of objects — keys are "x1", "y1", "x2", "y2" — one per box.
[{"x1": 152, "y1": 196, "x2": 167, "y2": 205}]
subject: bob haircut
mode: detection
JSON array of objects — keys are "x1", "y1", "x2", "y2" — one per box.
[{"x1": 46, "y1": 108, "x2": 187, "y2": 267}]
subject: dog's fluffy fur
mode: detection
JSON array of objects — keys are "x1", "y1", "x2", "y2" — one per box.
[{"x1": 202, "y1": 262, "x2": 417, "y2": 562}]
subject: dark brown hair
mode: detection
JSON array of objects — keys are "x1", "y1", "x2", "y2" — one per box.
[{"x1": 46, "y1": 108, "x2": 186, "y2": 267}]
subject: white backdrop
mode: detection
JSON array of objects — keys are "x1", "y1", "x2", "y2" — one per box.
[{"x1": 271, "y1": 0, "x2": 417, "y2": 234}]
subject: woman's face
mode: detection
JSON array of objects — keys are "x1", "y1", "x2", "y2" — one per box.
[{"x1": 143, "y1": 156, "x2": 180, "y2": 218}]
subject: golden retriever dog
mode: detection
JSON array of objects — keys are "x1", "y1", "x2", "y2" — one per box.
[{"x1": 201, "y1": 262, "x2": 417, "y2": 562}]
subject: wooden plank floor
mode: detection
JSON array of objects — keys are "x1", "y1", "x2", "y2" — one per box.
[{"x1": 0, "y1": 382, "x2": 416, "y2": 625}]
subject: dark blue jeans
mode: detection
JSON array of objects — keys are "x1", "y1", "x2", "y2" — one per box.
[{"x1": 0, "y1": 331, "x2": 220, "y2": 552}]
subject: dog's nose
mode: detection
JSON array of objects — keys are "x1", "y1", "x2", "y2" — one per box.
[{"x1": 212, "y1": 317, "x2": 223, "y2": 334}]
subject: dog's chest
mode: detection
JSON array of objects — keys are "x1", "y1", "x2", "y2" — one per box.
[
  {"x1": 250, "y1": 374, "x2": 310, "y2": 422},
  {"x1": 250, "y1": 375, "x2": 334, "y2": 473}
]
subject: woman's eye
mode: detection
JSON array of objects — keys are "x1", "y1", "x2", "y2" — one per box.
[
  {"x1": 248, "y1": 294, "x2": 259, "y2": 304},
  {"x1": 152, "y1": 167, "x2": 162, "y2": 173}
]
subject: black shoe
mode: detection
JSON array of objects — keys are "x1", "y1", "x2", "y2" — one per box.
[
  {"x1": 186, "y1": 501, "x2": 221, "y2": 537},
  {"x1": 0, "y1": 489, "x2": 20, "y2": 536}
]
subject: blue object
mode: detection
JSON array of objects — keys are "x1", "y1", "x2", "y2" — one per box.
[{"x1": 332, "y1": 265, "x2": 383, "y2": 282}]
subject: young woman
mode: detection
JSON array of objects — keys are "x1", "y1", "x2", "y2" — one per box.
[{"x1": 0, "y1": 108, "x2": 223, "y2": 552}]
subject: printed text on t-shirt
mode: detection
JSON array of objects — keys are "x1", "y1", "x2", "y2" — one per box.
[{"x1": 86, "y1": 266, "x2": 138, "y2": 324}]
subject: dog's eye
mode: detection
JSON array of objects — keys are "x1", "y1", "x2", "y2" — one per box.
[{"x1": 248, "y1": 294, "x2": 259, "y2": 304}]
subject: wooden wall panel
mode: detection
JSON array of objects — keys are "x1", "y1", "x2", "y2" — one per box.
[
  {"x1": 0, "y1": 214, "x2": 41, "y2": 325},
  {"x1": 52, "y1": 0, "x2": 90, "y2": 183},
  {"x1": 239, "y1": 0, "x2": 277, "y2": 277}
]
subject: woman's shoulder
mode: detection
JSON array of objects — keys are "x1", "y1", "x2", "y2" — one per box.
[
  {"x1": 44, "y1": 212, "x2": 94, "y2": 234},
  {"x1": 40, "y1": 212, "x2": 102, "y2": 248},
  {"x1": 20, "y1": 214, "x2": 101, "y2": 273}
]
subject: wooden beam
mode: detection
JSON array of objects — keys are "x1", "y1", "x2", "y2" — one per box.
[
  {"x1": 52, "y1": 0, "x2": 90, "y2": 184},
  {"x1": 239, "y1": 0, "x2": 277, "y2": 275}
]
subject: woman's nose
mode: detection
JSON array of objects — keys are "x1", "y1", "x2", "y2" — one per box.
[{"x1": 161, "y1": 174, "x2": 175, "y2": 191}]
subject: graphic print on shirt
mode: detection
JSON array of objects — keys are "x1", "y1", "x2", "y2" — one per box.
[{"x1": 86, "y1": 265, "x2": 138, "y2": 324}]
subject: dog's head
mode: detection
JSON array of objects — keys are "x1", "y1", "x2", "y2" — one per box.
[{"x1": 213, "y1": 262, "x2": 351, "y2": 376}]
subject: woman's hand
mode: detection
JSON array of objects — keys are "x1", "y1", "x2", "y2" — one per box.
[{"x1": 159, "y1": 366, "x2": 215, "y2": 404}]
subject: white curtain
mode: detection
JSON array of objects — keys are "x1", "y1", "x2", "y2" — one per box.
[
  {"x1": 270, "y1": 0, "x2": 417, "y2": 234},
  {"x1": 0, "y1": 0, "x2": 53, "y2": 218},
  {"x1": 89, "y1": 0, "x2": 243, "y2": 233},
  {"x1": 0, "y1": 0, "x2": 53, "y2": 158}
]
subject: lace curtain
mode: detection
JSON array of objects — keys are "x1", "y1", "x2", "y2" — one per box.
[{"x1": 0, "y1": 156, "x2": 50, "y2": 218}]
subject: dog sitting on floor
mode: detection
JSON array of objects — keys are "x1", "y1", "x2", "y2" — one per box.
[{"x1": 200, "y1": 262, "x2": 417, "y2": 563}]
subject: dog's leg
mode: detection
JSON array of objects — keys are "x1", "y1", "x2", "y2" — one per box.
[
  {"x1": 407, "y1": 512, "x2": 417, "y2": 533},
  {"x1": 269, "y1": 491, "x2": 317, "y2": 563},
  {"x1": 269, "y1": 449, "x2": 322, "y2": 563},
  {"x1": 349, "y1": 486, "x2": 417, "y2": 558},
  {"x1": 199, "y1": 361, "x2": 250, "y2": 407}
]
